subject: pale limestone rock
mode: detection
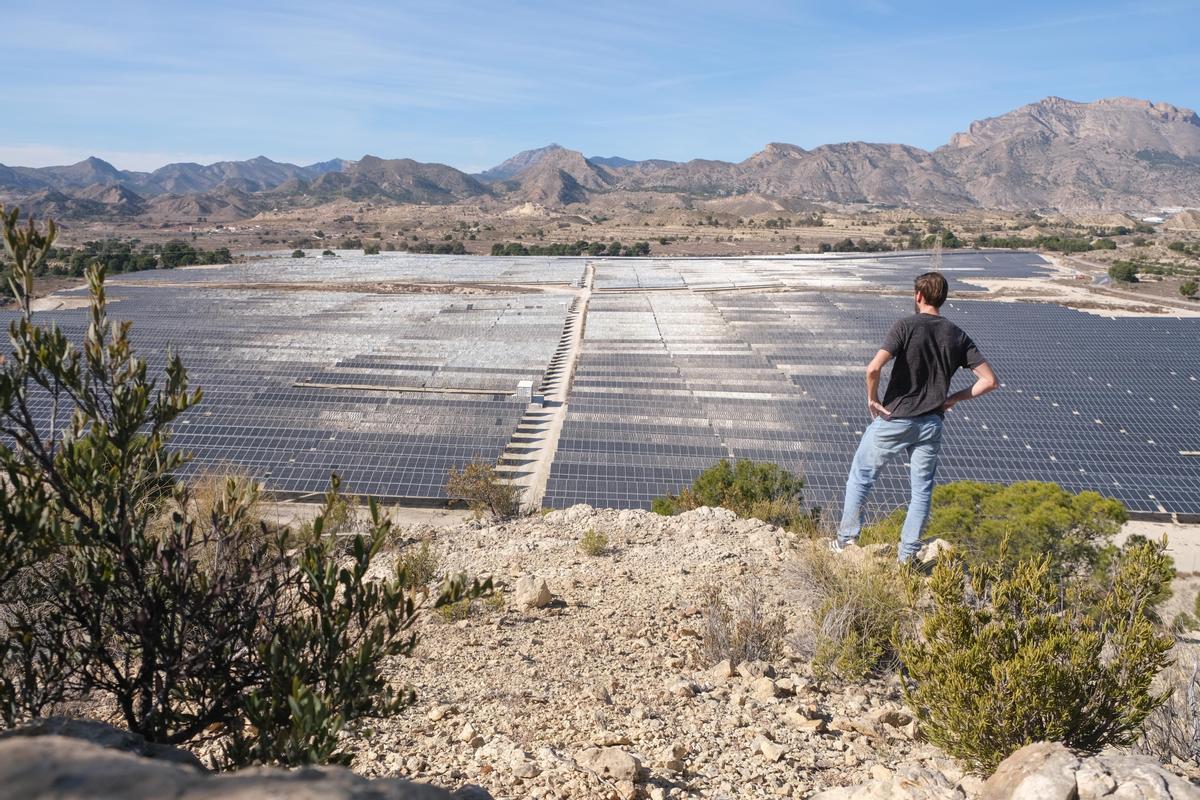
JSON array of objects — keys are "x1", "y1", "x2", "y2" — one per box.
[
  {"x1": 982, "y1": 742, "x2": 1200, "y2": 800},
  {"x1": 753, "y1": 736, "x2": 785, "y2": 763},
  {"x1": 709, "y1": 659, "x2": 734, "y2": 680},
  {"x1": 807, "y1": 763, "x2": 963, "y2": 799},
  {"x1": 736, "y1": 660, "x2": 775, "y2": 679},
  {"x1": 427, "y1": 704, "x2": 456, "y2": 722},
  {"x1": 513, "y1": 575, "x2": 552, "y2": 608},
  {"x1": 750, "y1": 676, "x2": 781, "y2": 700},
  {"x1": 0, "y1": 734, "x2": 472, "y2": 800},
  {"x1": 575, "y1": 746, "x2": 641, "y2": 782}
]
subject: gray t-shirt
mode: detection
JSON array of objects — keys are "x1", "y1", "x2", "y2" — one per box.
[{"x1": 880, "y1": 313, "x2": 985, "y2": 419}]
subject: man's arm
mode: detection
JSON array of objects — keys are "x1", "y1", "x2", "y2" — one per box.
[
  {"x1": 866, "y1": 349, "x2": 893, "y2": 418},
  {"x1": 943, "y1": 361, "x2": 999, "y2": 411}
]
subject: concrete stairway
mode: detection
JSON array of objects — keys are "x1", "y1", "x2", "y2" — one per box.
[{"x1": 493, "y1": 266, "x2": 593, "y2": 507}]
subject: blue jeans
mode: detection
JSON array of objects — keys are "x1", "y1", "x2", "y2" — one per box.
[{"x1": 837, "y1": 413, "x2": 944, "y2": 562}]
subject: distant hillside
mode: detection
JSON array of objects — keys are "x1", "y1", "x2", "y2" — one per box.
[
  {"x1": 622, "y1": 141, "x2": 972, "y2": 207},
  {"x1": 3, "y1": 96, "x2": 1200, "y2": 217},
  {"x1": 283, "y1": 155, "x2": 490, "y2": 204},
  {"x1": 504, "y1": 148, "x2": 618, "y2": 205},
  {"x1": 0, "y1": 155, "x2": 342, "y2": 201},
  {"x1": 476, "y1": 144, "x2": 569, "y2": 182},
  {"x1": 936, "y1": 96, "x2": 1200, "y2": 209}
]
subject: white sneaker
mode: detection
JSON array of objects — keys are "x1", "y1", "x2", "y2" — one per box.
[{"x1": 828, "y1": 538, "x2": 847, "y2": 554}]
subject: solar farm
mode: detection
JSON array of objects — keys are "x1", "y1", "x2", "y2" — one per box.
[{"x1": 5, "y1": 250, "x2": 1199, "y2": 518}]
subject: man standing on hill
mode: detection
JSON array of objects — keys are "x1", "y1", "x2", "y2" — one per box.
[{"x1": 833, "y1": 272, "x2": 998, "y2": 563}]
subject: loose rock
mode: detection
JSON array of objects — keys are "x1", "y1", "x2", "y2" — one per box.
[
  {"x1": 575, "y1": 747, "x2": 641, "y2": 782},
  {"x1": 513, "y1": 575, "x2": 553, "y2": 609}
]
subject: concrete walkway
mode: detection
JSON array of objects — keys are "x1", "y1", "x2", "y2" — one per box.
[{"x1": 495, "y1": 263, "x2": 594, "y2": 509}]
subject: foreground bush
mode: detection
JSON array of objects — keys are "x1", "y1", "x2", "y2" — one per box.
[
  {"x1": 861, "y1": 480, "x2": 1126, "y2": 577},
  {"x1": 789, "y1": 541, "x2": 922, "y2": 679},
  {"x1": 899, "y1": 539, "x2": 1174, "y2": 773},
  {"x1": 0, "y1": 206, "x2": 486, "y2": 767},
  {"x1": 1137, "y1": 657, "x2": 1200, "y2": 767},
  {"x1": 579, "y1": 528, "x2": 608, "y2": 556},
  {"x1": 653, "y1": 459, "x2": 818, "y2": 533},
  {"x1": 700, "y1": 580, "x2": 786, "y2": 666},
  {"x1": 445, "y1": 459, "x2": 522, "y2": 520}
]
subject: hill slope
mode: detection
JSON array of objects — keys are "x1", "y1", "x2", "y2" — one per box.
[
  {"x1": 4, "y1": 96, "x2": 1200, "y2": 215},
  {"x1": 935, "y1": 96, "x2": 1200, "y2": 209}
]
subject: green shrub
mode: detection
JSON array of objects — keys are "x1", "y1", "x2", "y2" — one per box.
[
  {"x1": 445, "y1": 460, "x2": 522, "y2": 520},
  {"x1": 860, "y1": 480, "x2": 1126, "y2": 578},
  {"x1": 653, "y1": 459, "x2": 817, "y2": 532},
  {"x1": 221, "y1": 483, "x2": 485, "y2": 768},
  {"x1": 0, "y1": 206, "x2": 488, "y2": 767},
  {"x1": 579, "y1": 528, "x2": 608, "y2": 556},
  {"x1": 899, "y1": 539, "x2": 1174, "y2": 773},
  {"x1": 700, "y1": 580, "x2": 786, "y2": 666},
  {"x1": 395, "y1": 539, "x2": 441, "y2": 590},
  {"x1": 292, "y1": 249, "x2": 305, "y2": 258},
  {"x1": 1181, "y1": 280, "x2": 1198, "y2": 299},
  {"x1": 789, "y1": 541, "x2": 922, "y2": 679},
  {"x1": 363, "y1": 243, "x2": 380, "y2": 255},
  {"x1": 1109, "y1": 262, "x2": 1139, "y2": 282},
  {"x1": 436, "y1": 597, "x2": 474, "y2": 623}
]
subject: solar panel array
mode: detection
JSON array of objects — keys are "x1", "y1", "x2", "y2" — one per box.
[
  {"x1": 588, "y1": 250, "x2": 1050, "y2": 292},
  {"x1": 6, "y1": 249, "x2": 1197, "y2": 517},
  {"x1": 112, "y1": 251, "x2": 587, "y2": 287},
  {"x1": 544, "y1": 291, "x2": 1200, "y2": 516},
  {"x1": 2, "y1": 284, "x2": 567, "y2": 499}
]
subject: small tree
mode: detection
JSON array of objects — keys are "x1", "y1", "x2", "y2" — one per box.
[
  {"x1": 899, "y1": 539, "x2": 1174, "y2": 773},
  {"x1": 221, "y1": 481, "x2": 483, "y2": 767},
  {"x1": 446, "y1": 460, "x2": 522, "y2": 520},
  {"x1": 1108, "y1": 262, "x2": 1138, "y2": 283},
  {"x1": 653, "y1": 459, "x2": 815, "y2": 531},
  {"x1": 0, "y1": 205, "x2": 486, "y2": 766},
  {"x1": 861, "y1": 480, "x2": 1126, "y2": 578},
  {"x1": 1181, "y1": 280, "x2": 1198, "y2": 299}
]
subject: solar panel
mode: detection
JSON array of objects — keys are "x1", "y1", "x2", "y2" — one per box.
[
  {"x1": 8, "y1": 249, "x2": 1194, "y2": 518},
  {"x1": 544, "y1": 280, "x2": 1200, "y2": 518},
  {"x1": 1, "y1": 283, "x2": 567, "y2": 500}
]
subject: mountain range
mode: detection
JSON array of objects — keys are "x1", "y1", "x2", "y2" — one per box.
[{"x1": 3, "y1": 96, "x2": 1199, "y2": 220}]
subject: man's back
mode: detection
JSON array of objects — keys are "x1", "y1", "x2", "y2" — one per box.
[{"x1": 881, "y1": 313, "x2": 983, "y2": 419}]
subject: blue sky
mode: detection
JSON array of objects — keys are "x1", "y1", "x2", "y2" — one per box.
[{"x1": 1, "y1": 0, "x2": 1197, "y2": 172}]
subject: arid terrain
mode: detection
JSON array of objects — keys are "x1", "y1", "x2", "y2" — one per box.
[{"x1": 237, "y1": 502, "x2": 1200, "y2": 800}]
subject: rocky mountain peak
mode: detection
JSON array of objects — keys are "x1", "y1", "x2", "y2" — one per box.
[{"x1": 477, "y1": 144, "x2": 569, "y2": 182}]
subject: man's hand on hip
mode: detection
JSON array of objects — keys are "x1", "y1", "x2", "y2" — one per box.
[{"x1": 868, "y1": 400, "x2": 891, "y2": 418}]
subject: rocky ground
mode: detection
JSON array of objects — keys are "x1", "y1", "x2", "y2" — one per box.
[
  {"x1": 2, "y1": 502, "x2": 1196, "y2": 799},
  {"x1": 339, "y1": 505, "x2": 967, "y2": 799}
]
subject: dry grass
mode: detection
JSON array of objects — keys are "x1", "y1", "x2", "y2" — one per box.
[
  {"x1": 788, "y1": 541, "x2": 923, "y2": 679},
  {"x1": 699, "y1": 578, "x2": 787, "y2": 666},
  {"x1": 1137, "y1": 655, "x2": 1200, "y2": 767},
  {"x1": 396, "y1": 539, "x2": 441, "y2": 591},
  {"x1": 579, "y1": 529, "x2": 609, "y2": 557}
]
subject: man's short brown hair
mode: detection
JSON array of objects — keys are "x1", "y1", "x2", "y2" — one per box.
[{"x1": 915, "y1": 271, "x2": 948, "y2": 308}]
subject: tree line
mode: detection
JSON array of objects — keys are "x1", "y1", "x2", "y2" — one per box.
[
  {"x1": 491, "y1": 240, "x2": 651, "y2": 257},
  {"x1": 2, "y1": 238, "x2": 232, "y2": 300}
]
